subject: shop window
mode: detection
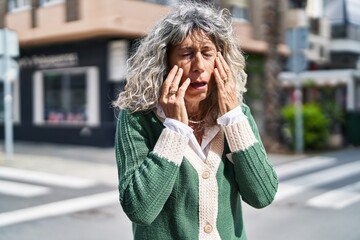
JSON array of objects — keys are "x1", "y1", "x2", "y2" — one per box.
[
  {"x1": 8, "y1": 0, "x2": 31, "y2": 11},
  {"x1": 44, "y1": 72, "x2": 86, "y2": 124},
  {"x1": 33, "y1": 67, "x2": 99, "y2": 126}
]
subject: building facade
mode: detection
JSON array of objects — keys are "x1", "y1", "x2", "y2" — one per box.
[
  {"x1": 1, "y1": 0, "x2": 288, "y2": 146},
  {"x1": 280, "y1": 0, "x2": 360, "y2": 146}
]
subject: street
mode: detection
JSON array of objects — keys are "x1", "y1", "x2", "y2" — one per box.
[
  {"x1": 244, "y1": 148, "x2": 360, "y2": 240},
  {"x1": 0, "y1": 143, "x2": 359, "y2": 240}
]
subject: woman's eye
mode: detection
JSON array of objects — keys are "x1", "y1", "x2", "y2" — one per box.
[
  {"x1": 203, "y1": 52, "x2": 213, "y2": 58},
  {"x1": 181, "y1": 53, "x2": 192, "y2": 57}
]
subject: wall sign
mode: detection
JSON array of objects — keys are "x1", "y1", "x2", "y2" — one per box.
[{"x1": 18, "y1": 53, "x2": 79, "y2": 69}]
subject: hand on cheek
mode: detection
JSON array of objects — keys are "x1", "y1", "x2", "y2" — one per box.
[
  {"x1": 214, "y1": 52, "x2": 239, "y2": 115},
  {"x1": 159, "y1": 65, "x2": 191, "y2": 124}
]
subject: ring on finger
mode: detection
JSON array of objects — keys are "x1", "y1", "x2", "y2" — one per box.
[
  {"x1": 223, "y1": 77, "x2": 228, "y2": 83},
  {"x1": 169, "y1": 89, "x2": 177, "y2": 95}
]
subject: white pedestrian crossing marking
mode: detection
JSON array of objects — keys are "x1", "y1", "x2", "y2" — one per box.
[
  {"x1": 0, "y1": 167, "x2": 97, "y2": 188},
  {"x1": 307, "y1": 181, "x2": 360, "y2": 209},
  {"x1": 0, "y1": 190, "x2": 118, "y2": 227},
  {"x1": 275, "y1": 156, "x2": 337, "y2": 179},
  {"x1": 275, "y1": 161, "x2": 360, "y2": 201},
  {"x1": 0, "y1": 180, "x2": 50, "y2": 197}
]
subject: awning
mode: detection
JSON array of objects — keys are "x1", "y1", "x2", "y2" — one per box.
[{"x1": 279, "y1": 69, "x2": 357, "y2": 87}]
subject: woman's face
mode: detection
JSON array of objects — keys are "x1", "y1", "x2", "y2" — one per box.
[{"x1": 168, "y1": 30, "x2": 217, "y2": 106}]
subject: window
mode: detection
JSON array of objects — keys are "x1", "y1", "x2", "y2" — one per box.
[
  {"x1": 309, "y1": 18, "x2": 320, "y2": 35},
  {"x1": 348, "y1": 24, "x2": 360, "y2": 41},
  {"x1": 355, "y1": 80, "x2": 360, "y2": 111},
  {"x1": 289, "y1": 0, "x2": 306, "y2": 9},
  {"x1": 8, "y1": 0, "x2": 30, "y2": 12},
  {"x1": 144, "y1": 0, "x2": 178, "y2": 6},
  {"x1": 33, "y1": 67, "x2": 99, "y2": 126},
  {"x1": 0, "y1": 83, "x2": 4, "y2": 121},
  {"x1": 319, "y1": 46, "x2": 325, "y2": 58},
  {"x1": 66, "y1": 0, "x2": 79, "y2": 22},
  {"x1": 39, "y1": 0, "x2": 64, "y2": 6},
  {"x1": 43, "y1": 72, "x2": 86, "y2": 124},
  {"x1": 331, "y1": 24, "x2": 347, "y2": 38},
  {"x1": 230, "y1": 6, "x2": 250, "y2": 21}
]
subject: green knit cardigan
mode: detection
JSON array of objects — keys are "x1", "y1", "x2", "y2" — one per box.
[{"x1": 115, "y1": 105, "x2": 278, "y2": 240}]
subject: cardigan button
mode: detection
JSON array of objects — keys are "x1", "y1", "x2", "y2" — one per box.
[
  {"x1": 202, "y1": 171, "x2": 210, "y2": 179},
  {"x1": 204, "y1": 224, "x2": 213, "y2": 233}
]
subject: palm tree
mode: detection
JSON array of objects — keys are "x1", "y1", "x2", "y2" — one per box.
[
  {"x1": 262, "y1": 0, "x2": 283, "y2": 151},
  {"x1": 0, "y1": 1, "x2": 7, "y2": 28}
]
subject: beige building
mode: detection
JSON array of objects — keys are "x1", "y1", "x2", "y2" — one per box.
[{"x1": 0, "y1": 0, "x2": 290, "y2": 146}]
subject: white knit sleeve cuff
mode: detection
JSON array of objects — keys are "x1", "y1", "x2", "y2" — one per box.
[
  {"x1": 153, "y1": 128, "x2": 189, "y2": 166},
  {"x1": 223, "y1": 118, "x2": 258, "y2": 152}
]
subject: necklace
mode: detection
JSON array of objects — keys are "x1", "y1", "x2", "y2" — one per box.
[
  {"x1": 188, "y1": 119, "x2": 204, "y2": 124},
  {"x1": 188, "y1": 119, "x2": 205, "y2": 136}
]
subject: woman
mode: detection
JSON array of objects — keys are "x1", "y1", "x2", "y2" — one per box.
[{"x1": 114, "y1": 2, "x2": 278, "y2": 240}]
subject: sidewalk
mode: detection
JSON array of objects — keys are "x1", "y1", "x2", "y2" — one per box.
[{"x1": 0, "y1": 142, "x2": 119, "y2": 186}]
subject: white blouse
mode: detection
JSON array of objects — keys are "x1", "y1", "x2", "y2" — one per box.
[{"x1": 156, "y1": 105, "x2": 247, "y2": 161}]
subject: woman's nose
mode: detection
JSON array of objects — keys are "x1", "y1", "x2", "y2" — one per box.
[{"x1": 192, "y1": 53, "x2": 205, "y2": 73}]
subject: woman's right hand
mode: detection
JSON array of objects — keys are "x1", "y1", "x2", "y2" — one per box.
[{"x1": 159, "y1": 65, "x2": 191, "y2": 125}]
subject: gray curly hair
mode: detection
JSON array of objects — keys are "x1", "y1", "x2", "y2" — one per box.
[{"x1": 113, "y1": 1, "x2": 247, "y2": 114}]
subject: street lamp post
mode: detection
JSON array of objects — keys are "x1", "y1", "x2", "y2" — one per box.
[
  {"x1": 1, "y1": 28, "x2": 19, "y2": 160},
  {"x1": 286, "y1": 27, "x2": 308, "y2": 153}
]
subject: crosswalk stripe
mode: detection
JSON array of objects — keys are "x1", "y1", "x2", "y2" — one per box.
[
  {"x1": 275, "y1": 156, "x2": 337, "y2": 179},
  {"x1": 307, "y1": 181, "x2": 360, "y2": 209},
  {"x1": 0, "y1": 167, "x2": 97, "y2": 188},
  {"x1": 0, "y1": 180, "x2": 50, "y2": 197},
  {"x1": 0, "y1": 190, "x2": 118, "y2": 227},
  {"x1": 275, "y1": 161, "x2": 360, "y2": 201}
]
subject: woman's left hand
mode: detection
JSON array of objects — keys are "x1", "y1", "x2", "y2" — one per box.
[{"x1": 214, "y1": 52, "x2": 239, "y2": 115}]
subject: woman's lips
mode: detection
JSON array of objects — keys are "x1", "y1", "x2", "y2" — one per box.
[{"x1": 189, "y1": 81, "x2": 207, "y2": 90}]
